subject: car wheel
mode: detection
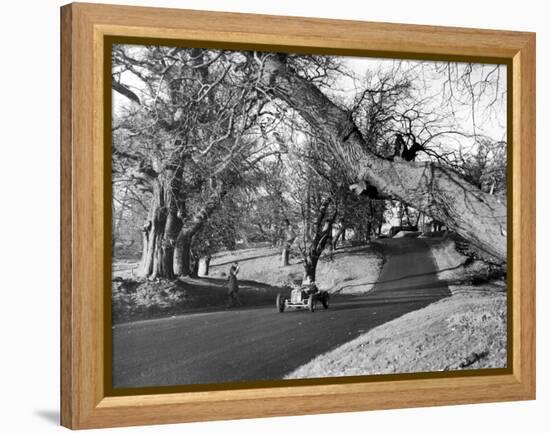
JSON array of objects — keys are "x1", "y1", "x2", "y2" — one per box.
[
  {"x1": 276, "y1": 294, "x2": 285, "y2": 312},
  {"x1": 321, "y1": 292, "x2": 329, "y2": 309}
]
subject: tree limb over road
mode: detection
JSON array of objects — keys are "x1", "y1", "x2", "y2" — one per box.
[{"x1": 259, "y1": 53, "x2": 506, "y2": 262}]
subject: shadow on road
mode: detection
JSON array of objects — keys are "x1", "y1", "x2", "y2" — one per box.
[{"x1": 112, "y1": 237, "x2": 453, "y2": 388}]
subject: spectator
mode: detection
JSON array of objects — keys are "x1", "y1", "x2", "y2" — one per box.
[{"x1": 226, "y1": 262, "x2": 240, "y2": 307}]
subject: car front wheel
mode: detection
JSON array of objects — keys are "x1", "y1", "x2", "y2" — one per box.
[{"x1": 276, "y1": 294, "x2": 285, "y2": 313}]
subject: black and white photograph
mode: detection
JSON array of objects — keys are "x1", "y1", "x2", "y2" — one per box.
[{"x1": 110, "y1": 43, "x2": 508, "y2": 389}]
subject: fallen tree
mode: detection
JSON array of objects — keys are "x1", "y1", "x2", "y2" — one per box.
[{"x1": 260, "y1": 54, "x2": 507, "y2": 263}]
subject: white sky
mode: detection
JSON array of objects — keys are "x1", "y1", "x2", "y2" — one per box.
[
  {"x1": 113, "y1": 47, "x2": 507, "y2": 153},
  {"x1": 334, "y1": 55, "x2": 506, "y2": 143}
]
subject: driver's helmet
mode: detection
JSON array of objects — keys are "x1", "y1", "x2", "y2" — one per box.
[{"x1": 301, "y1": 282, "x2": 318, "y2": 294}]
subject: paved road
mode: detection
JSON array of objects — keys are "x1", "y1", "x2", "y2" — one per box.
[{"x1": 112, "y1": 238, "x2": 450, "y2": 388}]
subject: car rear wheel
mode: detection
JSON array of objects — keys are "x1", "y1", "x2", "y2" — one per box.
[
  {"x1": 276, "y1": 294, "x2": 285, "y2": 312},
  {"x1": 321, "y1": 292, "x2": 329, "y2": 309}
]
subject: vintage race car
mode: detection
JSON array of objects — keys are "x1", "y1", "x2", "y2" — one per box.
[{"x1": 276, "y1": 283, "x2": 329, "y2": 313}]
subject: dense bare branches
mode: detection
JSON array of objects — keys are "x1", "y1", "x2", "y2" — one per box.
[
  {"x1": 112, "y1": 45, "x2": 508, "y2": 280},
  {"x1": 257, "y1": 53, "x2": 507, "y2": 262}
]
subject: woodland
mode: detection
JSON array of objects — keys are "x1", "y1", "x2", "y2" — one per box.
[{"x1": 111, "y1": 45, "x2": 507, "y2": 283}]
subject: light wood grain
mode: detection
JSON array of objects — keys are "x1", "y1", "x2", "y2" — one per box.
[
  {"x1": 60, "y1": 2, "x2": 536, "y2": 429},
  {"x1": 60, "y1": 4, "x2": 74, "y2": 429}
]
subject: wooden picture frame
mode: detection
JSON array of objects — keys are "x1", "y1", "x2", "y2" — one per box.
[{"x1": 60, "y1": 2, "x2": 536, "y2": 429}]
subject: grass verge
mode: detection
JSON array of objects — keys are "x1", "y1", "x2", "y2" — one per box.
[
  {"x1": 112, "y1": 243, "x2": 383, "y2": 324},
  {"x1": 286, "y1": 285, "x2": 506, "y2": 378}
]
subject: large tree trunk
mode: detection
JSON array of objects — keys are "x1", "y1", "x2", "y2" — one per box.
[
  {"x1": 261, "y1": 55, "x2": 507, "y2": 263},
  {"x1": 140, "y1": 224, "x2": 150, "y2": 270},
  {"x1": 157, "y1": 183, "x2": 183, "y2": 279},
  {"x1": 303, "y1": 255, "x2": 319, "y2": 283},
  {"x1": 174, "y1": 190, "x2": 228, "y2": 276},
  {"x1": 139, "y1": 182, "x2": 165, "y2": 278},
  {"x1": 174, "y1": 232, "x2": 192, "y2": 276},
  {"x1": 301, "y1": 197, "x2": 337, "y2": 283},
  {"x1": 138, "y1": 159, "x2": 184, "y2": 279},
  {"x1": 140, "y1": 209, "x2": 168, "y2": 279},
  {"x1": 139, "y1": 199, "x2": 181, "y2": 279}
]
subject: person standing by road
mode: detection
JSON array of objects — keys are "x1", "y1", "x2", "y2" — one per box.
[{"x1": 226, "y1": 261, "x2": 241, "y2": 307}]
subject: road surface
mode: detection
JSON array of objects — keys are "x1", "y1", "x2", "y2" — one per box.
[{"x1": 112, "y1": 238, "x2": 450, "y2": 388}]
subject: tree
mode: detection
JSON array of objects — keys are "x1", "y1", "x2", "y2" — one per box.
[
  {"x1": 461, "y1": 138, "x2": 507, "y2": 197},
  {"x1": 301, "y1": 197, "x2": 338, "y2": 283},
  {"x1": 284, "y1": 129, "x2": 350, "y2": 282},
  {"x1": 187, "y1": 196, "x2": 241, "y2": 276},
  {"x1": 258, "y1": 53, "x2": 507, "y2": 263},
  {"x1": 112, "y1": 46, "x2": 279, "y2": 279}
]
